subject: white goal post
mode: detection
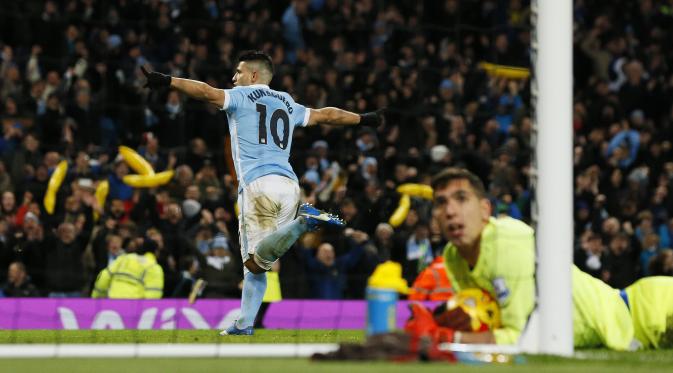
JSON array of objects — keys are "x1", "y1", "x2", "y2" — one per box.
[{"x1": 531, "y1": 0, "x2": 574, "y2": 356}]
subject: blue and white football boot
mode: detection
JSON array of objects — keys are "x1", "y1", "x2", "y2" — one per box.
[
  {"x1": 297, "y1": 203, "x2": 345, "y2": 231},
  {"x1": 219, "y1": 323, "x2": 254, "y2": 336}
]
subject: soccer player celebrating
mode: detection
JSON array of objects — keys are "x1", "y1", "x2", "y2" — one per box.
[
  {"x1": 141, "y1": 51, "x2": 384, "y2": 335},
  {"x1": 430, "y1": 168, "x2": 638, "y2": 350}
]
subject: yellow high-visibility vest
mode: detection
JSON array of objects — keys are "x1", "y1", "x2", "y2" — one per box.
[{"x1": 92, "y1": 252, "x2": 164, "y2": 299}]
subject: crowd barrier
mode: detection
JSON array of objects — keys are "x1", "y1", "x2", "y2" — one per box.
[{"x1": 0, "y1": 299, "x2": 440, "y2": 330}]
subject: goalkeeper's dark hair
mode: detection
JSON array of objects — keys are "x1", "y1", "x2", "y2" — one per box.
[
  {"x1": 238, "y1": 50, "x2": 274, "y2": 75},
  {"x1": 431, "y1": 167, "x2": 487, "y2": 199}
]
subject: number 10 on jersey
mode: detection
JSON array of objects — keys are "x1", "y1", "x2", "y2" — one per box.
[{"x1": 257, "y1": 103, "x2": 290, "y2": 150}]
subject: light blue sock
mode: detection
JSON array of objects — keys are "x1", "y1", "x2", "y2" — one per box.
[
  {"x1": 255, "y1": 217, "x2": 308, "y2": 263},
  {"x1": 236, "y1": 271, "x2": 267, "y2": 329}
]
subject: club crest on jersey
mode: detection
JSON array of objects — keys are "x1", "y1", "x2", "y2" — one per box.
[{"x1": 492, "y1": 277, "x2": 510, "y2": 303}]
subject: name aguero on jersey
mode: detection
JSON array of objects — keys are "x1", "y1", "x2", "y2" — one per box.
[{"x1": 246, "y1": 88, "x2": 294, "y2": 114}]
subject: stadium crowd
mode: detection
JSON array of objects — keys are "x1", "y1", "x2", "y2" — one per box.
[{"x1": 0, "y1": 0, "x2": 671, "y2": 300}]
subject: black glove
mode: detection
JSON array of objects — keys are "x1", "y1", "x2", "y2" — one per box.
[
  {"x1": 140, "y1": 66, "x2": 172, "y2": 89},
  {"x1": 359, "y1": 108, "x2": 386, "y2": 127}
]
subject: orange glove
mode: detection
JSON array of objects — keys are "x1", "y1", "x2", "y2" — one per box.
[
  {"x1": 435, "y1": 327, "x2": 456, "y2": 343},
  {"x1": 405, "y1": 303, "x2": 437, "y2": 337}
]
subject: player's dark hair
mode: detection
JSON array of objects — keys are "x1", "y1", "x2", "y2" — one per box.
[
  {"x1": 431, "y1": 167, "x2": 487, "y2": 199},
  {"x1": 238, "y1": 50, "x2": 274, "y2": 75}
]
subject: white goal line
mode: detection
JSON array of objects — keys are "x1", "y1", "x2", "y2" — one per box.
[
  {"x1": 0, "y1": 342, "x2": 526, "y2": 359},
  {"x1": 0, "y1": 343, "x2": 521, "y2": 358},
  {"x1": 438, "y1": 343, "x2": 522, "y2": 355},
  {"x1": 0, "y1": 343, "x2": 339, "y2": 358}
]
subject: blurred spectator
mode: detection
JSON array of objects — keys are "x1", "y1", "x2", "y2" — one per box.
[
  {"x1": 5, "y1": 133, "x2": 41, "y2": 197},
  {"x1": 70, "y1": 152, "x2": 99, "y2": 180},
  {"x1": 44, "y1": 222, "x2": 87, "y2": 297},
  {"x1": 168, "y1": 165, "x2": 194, "y2": 201},
  {"x1": 602, "y1": 233, "x2": 639, "y2": 289},
  {"x1": 66, "y1": 87, "x2": 100, "y2": 149},
  {"x1": 185, "y1": 138, "x2": 211, "y2": 175},
  {"x1": 648, "y1": 249, "x2": 673, "y2": 277},
  {"x1": 199, "y1": 181, "x2": 223, "y2": 214},
  {"x1": 138, "y1": 132, "x2": 169, "y2": 172},
  {"x1": 282, "y1": 0, "x2": 308, "y2": 63},
  {"x1": 155, "y1": 91, "x2": 186, "y2": 148},
  {"x1": 92, "y1": 231, "x2": 125, "y2": 276},
  {"x1": 372, "y1": 223, "x2": 395, "y2": 262},
  {"x1": 107, "y1": 160, "x2": 133, "y2": 201},
  {"x1": 639, "y1": 233, "x2": 661, "y2": 277},
  {"x1": 158, "y1": 202, "x2": 196, "y2": 266},
  {"x1": 493, "y1": 192, "x2": 523, "y2": 220},
  {"x1": 660, "y1": 218, "x2": 673, "y2": 250},
  {"x1": 37, "y1": 94, "x2": 64, "y2": 153},
  {"x1": 303, "y1": 230, "x2": 367, "y2": 299},
  {"x1": 337, "y1": 198, "x2": 369, "y2": 232},
  {"x1": 201, "y1": 233, "x2": 241, "y2": 298},
  {"x1": 402, "y1": 221, "x2": 434, "y2": 285},
  {"x1": 1, "y1": 262, "x2": 39, "y2": 297},
  {"x1": 171, "y1": 255, "x2": 200, "y2": 298},
  {"x1": 574, "y1": 230, "x2": 606, "y2": 279}
]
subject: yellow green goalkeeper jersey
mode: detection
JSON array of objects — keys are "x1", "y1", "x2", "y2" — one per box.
[
  {"x1": 443, "y1": 217, "x2": 535, "y2": 345},
  {"x1": 625, "y1": 276, "x2": 673, "y2": 349},
  {"x1": 571, "y1": 265, "x2": 634, "y2": 350}
]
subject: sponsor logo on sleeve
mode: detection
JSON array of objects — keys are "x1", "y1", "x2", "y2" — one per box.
[{"x1": 492, "y1": 277, "x2": 510, "y2": 303}]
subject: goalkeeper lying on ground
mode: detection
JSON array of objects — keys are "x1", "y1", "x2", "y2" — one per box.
[{"x1": 423, "y1": 167, "x2": 673, "y2": 350}]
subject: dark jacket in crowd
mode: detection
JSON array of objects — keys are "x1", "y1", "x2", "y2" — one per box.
[
  {"x1": 2, "y1": 278, "x2": 40, "y2": 297},
  {"x1": 43, "y1": 234, "x2": 87, "y2": 293}
]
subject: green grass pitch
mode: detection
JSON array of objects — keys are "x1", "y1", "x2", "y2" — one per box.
[{"x1": 0, "y1": 330, "x2": 671, "y2": 373}]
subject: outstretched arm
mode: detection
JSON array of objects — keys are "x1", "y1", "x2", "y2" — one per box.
[
  {"x1": 307, "y1": 107, "x2": 384, "y2": 127},
  {"x1": 141, "y1": 66, "x2": 225, "y2": 108},
  {"x1": 170, "y1": 77, "x2": 225, "y2": 108}
]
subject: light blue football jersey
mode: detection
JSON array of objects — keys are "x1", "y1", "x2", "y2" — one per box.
[{"x1": 221, "y1": 84, "x2": 310, "y2": 188}]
